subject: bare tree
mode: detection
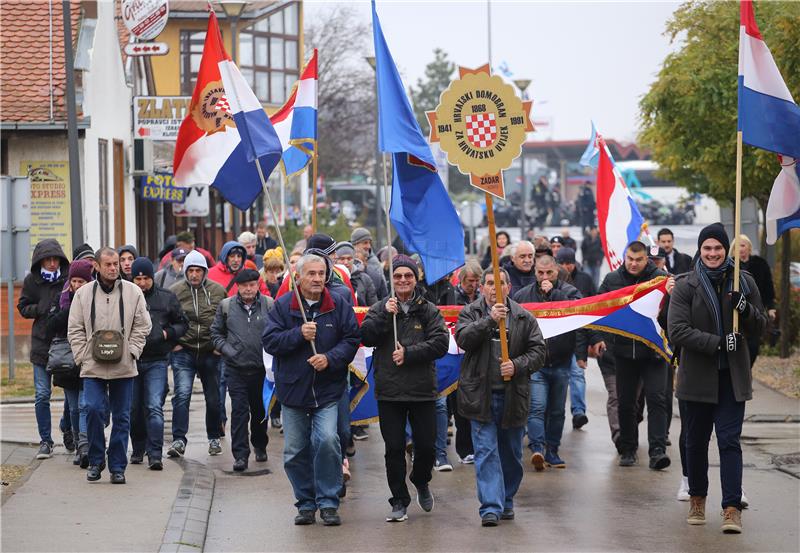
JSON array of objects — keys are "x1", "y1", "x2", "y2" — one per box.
[{"x1": 305, "y1": 5, "x2": 376, "y2": 180}]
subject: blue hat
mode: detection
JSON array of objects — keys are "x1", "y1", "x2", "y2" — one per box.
[{"x1": 131, "y1": 257, "x2": 154, "y2": 279}]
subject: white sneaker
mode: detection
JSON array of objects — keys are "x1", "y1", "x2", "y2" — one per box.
[
  {"x1": 740, "y1": 488, "x2": 750, "y2": 509},
  {"x1": 434, "y1": 458, "x2": 453, "y2": 472},
  {"x1": 459, "y1": 454, "x2": 475, "y2": 465},
  {"x1": 677, "y1": 475, "x2": 690, "y2": 501}
]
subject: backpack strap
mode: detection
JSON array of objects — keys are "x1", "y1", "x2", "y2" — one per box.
[
  {"x1": 221, "y1": 296, "x2": 233, "y2": 319},
  {"x1": 225, "y1": 277, "x2": 237, "y2": 293},
  {"x1": 158, "y1": 270, "x2": 168, "y2": 288}
]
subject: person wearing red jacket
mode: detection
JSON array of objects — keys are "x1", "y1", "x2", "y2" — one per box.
[{"x1": 207, "y1": 241, "x2": 269, "y2": 298}]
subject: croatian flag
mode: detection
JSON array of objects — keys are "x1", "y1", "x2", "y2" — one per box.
[
  {"x1": 262, "y1": 351, "x2": 276, "y2": 416},
  {"x1": 270, "y1": 49, "x2": 318, "y2": 178},
  {"x1": 738, "y1": 0, "x2": 800, "y2": 159},
  {"x1": 173, "y1": 11, "x2": 282, "y2": 211},
  {"x1": 596, "y1": 135, "x2": 645, "y2": 270},
  {"x1": 765, "y1": 156, "x2": 800, "y2": 244}
]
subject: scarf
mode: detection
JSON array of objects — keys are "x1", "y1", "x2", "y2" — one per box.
[
  {"x1": 40, "y1": 268, "x2": 60, "y2": 283},
  {"x1": 695, "y1": 257, "x2": 751, "y2": 338}
]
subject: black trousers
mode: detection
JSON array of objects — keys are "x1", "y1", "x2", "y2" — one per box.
[
  {"x1": 615, "y1": 356, "x2": 668, "y2": 457},
  {"x1": 225, "y1": 368, "x2": 268, "y2": 461},
  {"x1": 377, "y1": 400, "x2": 436, "y2": 507},
  {"x1": 450, "y1": 390, "x2": 474, "y2": 458}
]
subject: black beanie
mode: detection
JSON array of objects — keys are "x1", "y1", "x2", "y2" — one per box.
[
  {"x1": 305, "y1": 233, "x2": 336, "y2": 255},
  {"x1": 72, "y1": 243, "x2": 94, "y2": 261},
  {"x1": 697, "y1": 222, "x2": 730, "y2": 253},
  {"x1": 131, "y1": 257, "x2": 154, "y2": 279},
  {"x1": 234, "y1": 269, "x2": 260, "y2": 284},
  {"x1": 392, "y1": 254, "x2": 419, "y2": 281}
]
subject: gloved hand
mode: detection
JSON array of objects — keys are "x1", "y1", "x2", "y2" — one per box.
[
  {"x1": 729, "y1": 291, "x2": 750, "y2": 317},
  {"x1": 723, "y1": 332, "x2": 742, "y2": 353}
]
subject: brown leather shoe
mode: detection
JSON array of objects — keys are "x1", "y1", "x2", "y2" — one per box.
[
  {"x1": 721, "y1": 506, "x2": 742, "y2": 533},
  {"x1": 687, "y1": 496, "x2": 706, "y2": 525}
]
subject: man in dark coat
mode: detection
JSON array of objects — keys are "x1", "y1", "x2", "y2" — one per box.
[
  {"x1": 334, "y1": 242, "x2": 377, "y2": 307},
  {"x1": 658, "y1": 228, "x2": 693, "y2": 275},
  {"x1": 502, "y1": 241, "x2": 536, "y2": 292},
  {"x1": 668, "y1": 223, "x2": 766, "y2": 533},
  {"x1": 262, "y1": 254, "x2": 360, "y2": 527},
  {"x1": 17, "y1": 238, "x2": 69, "y2": 459},
  {"x1": 456, "y1": 267, "x2": 546, "y2": 526},
  {"x1": 360, "y1": 255, "x2": 450, "y2": 523},
  {"x1": 596, "y1": 241, "x2": 671, "y2": 470},
  {"x1": 514, "y1": 256, "x2": 589, "y2": 469},
  {"x1": 211, "y1": 269, "x2": 274, "y2": 472},
  {"x1": 129, "y1": 258, "x2": 188, "y2": 470},
  {"x1": 580, "y1": 226, "x2": 605, "y2": 287}
]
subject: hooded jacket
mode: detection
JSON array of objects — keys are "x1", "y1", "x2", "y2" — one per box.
[
  {"x1": 67, "y1": 279, "x2": 152, "y2": 379},
  {"x1": 207, "y1": 241, "x2": 269, "y2": 297},
  {"x1": 262, "y1": 288, "x2": 360, "y2": 409},
  {"x1": 598, "y1": 260, "x2": 667, "y2": 360},
  {"x1": 117, "y1": 245, "x2": 139, "y2": 281},
  {"x1": 170, "y1": 250, "x2": 227, "y2": 353},
  {"x1": 17, "y1": 239, "x2": 70, "y2": 366}
]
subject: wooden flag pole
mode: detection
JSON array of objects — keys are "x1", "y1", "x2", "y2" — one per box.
[
  {"x1": 255, "y1": 158, "x2": 317, "y2": 355},
  {"x1": 733, "y1": 131, "x2": 743, "y2": 333},
  {"x1": 311, "y1": 148, "x2": 319, "y2": 233},
  {"x1": 485, "y1": 192, "x2": 511, "y2": 381},
  {"x1": 381, "y1": 153, "x2": 399, "y2": 347}
]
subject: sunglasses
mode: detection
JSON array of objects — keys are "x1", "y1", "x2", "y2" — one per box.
[{"x1": 393, "y1": 272, "x2": 415, "y2": 280}]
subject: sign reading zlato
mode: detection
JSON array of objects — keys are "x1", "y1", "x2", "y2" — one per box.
[
  {"x1": 427, "y1": 65, "x2": 533, "y2": 199},
  {"x1": 134, "y1": 96, "x2": 190, "y2": 140}
]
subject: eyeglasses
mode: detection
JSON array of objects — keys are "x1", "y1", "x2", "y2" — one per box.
[{"x1": 393, "y1": 273, "x2": 415, "y2": 280}]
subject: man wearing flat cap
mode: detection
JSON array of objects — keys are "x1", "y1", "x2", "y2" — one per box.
[{"x1": 211, "y1": 269, "x2": 274, "y2": 472}]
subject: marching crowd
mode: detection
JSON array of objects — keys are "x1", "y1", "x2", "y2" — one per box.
[{"x1": 19, "y1": 220, "x2": 772, "y2": 532}]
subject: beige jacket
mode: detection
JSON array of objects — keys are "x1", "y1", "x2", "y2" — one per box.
[{"x1": 68, "y1": 279, "x2": 151, "y2": 379}]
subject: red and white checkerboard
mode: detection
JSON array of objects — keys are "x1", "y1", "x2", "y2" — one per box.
[
  {"x1": 465, "y1": 112, "x2": 497, "y2": 148},
  {"x1": 215, "y1": 96, "x2": 231, "y2": 114}
]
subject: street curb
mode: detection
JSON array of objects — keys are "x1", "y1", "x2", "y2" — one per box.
[
  {"x1": 0, "y1": 397, "x2": 64, "y2": 405},
  {"x1": 159, "y1": 458, "x2": 215, "y2": 553}
]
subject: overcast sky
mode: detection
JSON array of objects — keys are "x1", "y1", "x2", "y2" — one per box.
[{"x1": 305, "y1": 0, "x2": 683, "y2": 143}]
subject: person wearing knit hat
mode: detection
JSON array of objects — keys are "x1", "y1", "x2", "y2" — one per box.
[
  {"x1": 668, "y1": 221, "x2": 767, "y2": 532},
  {"x1": 360, "y1": 253, "x2": 450, "y2": 522},
  {"x1": 351, "y1": 228, "x2": 389, "y2": 301},
  {"x1": 73, "y1": 243, "x2": 95, "y2": 262},
  {"x1": 129, "y1": 256, "x2": 189, "y2": 470},
  {"x1": 335, "y1": 242, "x2": 377, "y2": 307},
  {"x1": 260, "y1": 247, "x2": 285, "y2": 299},
  {"x1": 67, "y1": 258, "x2": 94, "y2": 284},
  {"x1": 305, "y1": 233, "x2": 337, "y2": 256}
]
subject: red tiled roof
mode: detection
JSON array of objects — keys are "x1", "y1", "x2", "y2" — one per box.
[{"x1": 0, "y1": 0, "x2": 82, "y2": 123}]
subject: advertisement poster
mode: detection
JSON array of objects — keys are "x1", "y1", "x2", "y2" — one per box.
[{"x1": 20, "y1": 160, "x2": 72, "y2": 259}]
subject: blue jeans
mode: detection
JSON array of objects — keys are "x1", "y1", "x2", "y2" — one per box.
[
  {"x1": 569, "y1": 355, "x2": 587, "y2": 416},
  {"x1": 470, "y1": 392, "x2": 524, "y2": 518},
  {"x1": 171, "y1": 350, "x2": 221, "y2": 444},
  {"x1": 131, "y1": 360, "x2": 168, "y2": 459},
  {"x1": 62, "y1": 388, "x2": 86, "y2": 444},
  {"x1": 84, "y1": 377, "x2": 134, "y2": 473},
  {"x1": 282, "y1": 402, "x2": 342, "y2": 512},
  {"x1": 336, "y1": 388, "x2": 351, "y2": 461},
  {"x1": 33, "y1": 364, "x2": 53, "y2": 444},
  {"x1": 435, "y1": 395, "x2": 449, "y2": 462},
  {"x1": 528, "y1": 365, "x2": 570, "y2": 452}
]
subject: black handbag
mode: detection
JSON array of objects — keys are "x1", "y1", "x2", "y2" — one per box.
[
  {"x1": 89, "y1": 281, "x2": 126, "y2": 363},
  {"x1": 46, "y1": 338, "x2": 77, "y2": 376}
]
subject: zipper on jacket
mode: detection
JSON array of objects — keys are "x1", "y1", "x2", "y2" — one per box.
[{"x1": 310, "y1": 310, "x2": 319, "y2": 408}]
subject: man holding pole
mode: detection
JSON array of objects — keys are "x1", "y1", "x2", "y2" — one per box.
[
  {"x1": 455, "y1": 267, "x2": 545, "y2": 527},
  {"x1": 360, "y1": 255, "x2": 450, "y2": 523}
]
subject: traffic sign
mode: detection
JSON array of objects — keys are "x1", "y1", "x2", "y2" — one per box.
[
  {"x1": 124, "y1": 42, "x2": 169, "y2": 56},
  {"x1": 121, "y1": 0, "x2": 169, "y2": 41},
  {"x1": 459, "y1": 201, "x2": 483, "y2": 228}
]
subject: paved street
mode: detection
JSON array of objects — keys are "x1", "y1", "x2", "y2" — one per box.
[{"x1": 2, "y1": 361, "x2": 798, "y2": 552}]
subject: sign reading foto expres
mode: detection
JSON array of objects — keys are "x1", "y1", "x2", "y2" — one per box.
[
  {"x1": 139, "y1": 174, "x2": 187, "y2": 203},
  {"x1": 427, "y1": 66, "x2": 533, "y2": 199},
  {"x1": 134, "y1": 96, "x2": 190, "y2": 140}
]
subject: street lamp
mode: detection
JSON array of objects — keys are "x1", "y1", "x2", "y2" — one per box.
[
  {"x1": 220, "y1": 1, "x2": 247, "y2": 237},
  {"x1": 513, "y1": 78, "x2": 531, "y2": 238},
  {"x1": 365, "y1": 55, "x2": 381, "y2": 250}
]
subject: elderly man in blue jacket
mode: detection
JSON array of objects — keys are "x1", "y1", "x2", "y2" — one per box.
[{"x1": 262, "y1": 253, "x2": 360, "y2": 527}]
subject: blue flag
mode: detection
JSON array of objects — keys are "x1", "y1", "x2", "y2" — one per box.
[{"x1": 371, "y1": 1, "x2": 465, "y2": 284}]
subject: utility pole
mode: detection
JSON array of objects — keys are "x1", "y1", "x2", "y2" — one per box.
[{"x1": 63, "y1": 1, "x2": 84, "y2": 247}]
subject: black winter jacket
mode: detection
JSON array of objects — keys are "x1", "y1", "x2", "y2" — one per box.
[
  {"x1": 211, "y1": 293, "x2": 273, "y2": 374},
  {"x1": 456, "y1": 298, "x2": 545, "y2": 428},
  {"x1": 351, "y1": 267, "x2": 378, "y2": 307},
  {"x1": 566, "y1": 267, "x2": 597, "y2": 298},
  {"x1": 18, "y1": 239, "x2": 69, "y2": 366},
  {"x1": 513, "y1": 279, "x2": 588, "y2": 367},
  {"x1": 598, "y1": 261, "x2": 667, "y2": 360},
  {"x1": 140, "y1": 285, "x2": 189, "y2": 362},
  {"x1": 502, "y1": 260, "x2": 537, "y2": 292},
  {"x1": 360, "y1": 294, "x2": 450, "y2": 402},
  {"x1": 666, "y1": 248, "x2": 693, "y2": 276}
]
